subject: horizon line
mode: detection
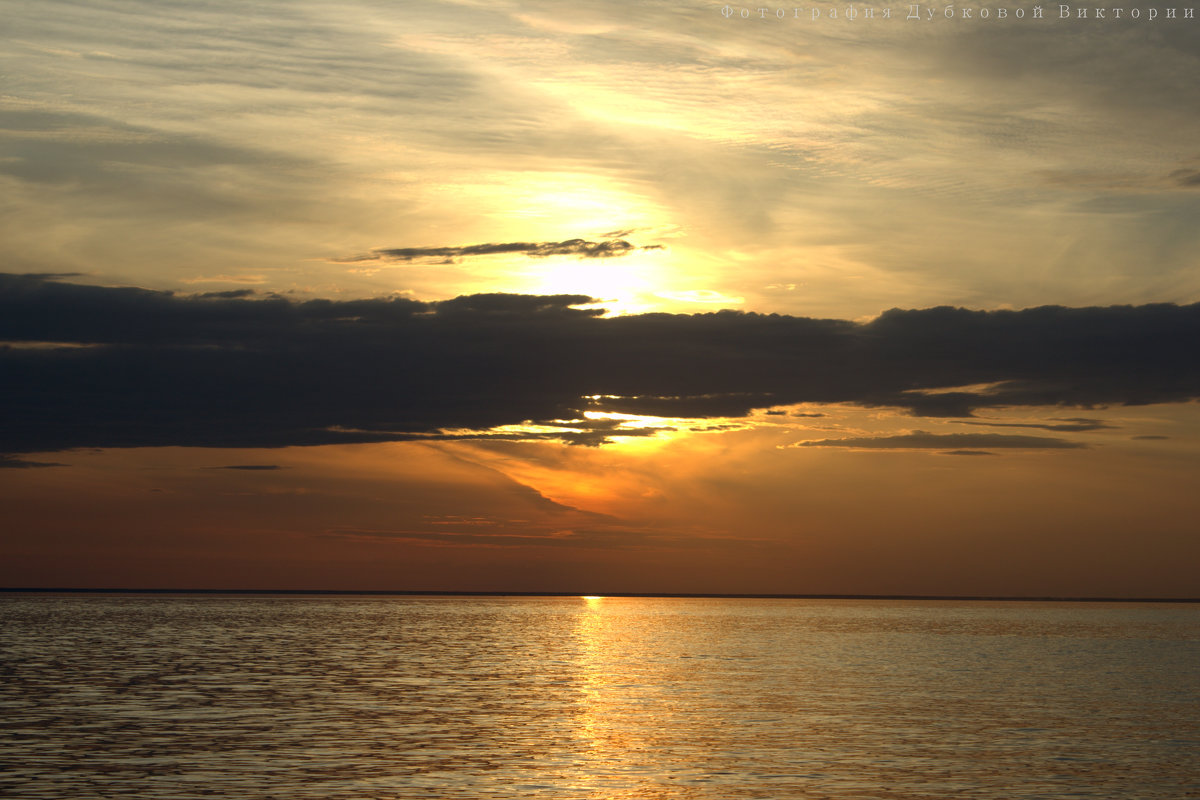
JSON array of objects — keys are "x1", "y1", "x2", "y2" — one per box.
[{"x1": 2, "y1": 588, "x2": 1197, "y2": 603}]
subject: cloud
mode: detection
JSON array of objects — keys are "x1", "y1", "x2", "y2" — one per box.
[
  {"x1": 0, "y1": 455, "x2": 68, "y2": 468},
  {"x1": 795, "y1": 433, "x2": 1087, "y2": 451},
  {"x1": 212, "y1": 464, "x2": 284, "y2": 471},
  {"x1": 2, "y1": 273, "x2": 1198, "y2": 454},
  {"x1": 953, "y1": 417, "x2": 1115, "y2": 433},
  {"x1": 342, "y1": 237, "x2": 657, "y2": 265},
  {"x1": 195, "y1": 289, "x2": 261, "y2": 299},
  {"x1": 1169, "y1": 168, "x2": 1200, "y2": 188},
  {"x1": 327, "y1": 416, "x2": 667, "y2": 448}
]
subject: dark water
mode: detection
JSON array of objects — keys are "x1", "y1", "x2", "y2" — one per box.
[{"x1": 1, "y1": 595, "x2": 1197, "y2": 799}]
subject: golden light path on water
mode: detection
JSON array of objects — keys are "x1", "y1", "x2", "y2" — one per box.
[
  {"x1": 570, "y1": 594, "x2": 735, "y2": 799},
  {"x1": 574, "y1": 594, "x2": 639, "y2": 798},
  {"x1": 576, "y1": 595, "x2": 607, "y2": 780}
]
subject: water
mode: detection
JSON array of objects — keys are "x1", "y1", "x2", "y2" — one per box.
[{"x1": 2, "y1": 595, "x2": 1197, "y2": 799}]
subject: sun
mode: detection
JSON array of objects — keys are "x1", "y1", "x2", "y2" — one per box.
[
  {"x1": 523, "y1": 252, "x2": 666, "y2": 314},
  {"x1": 481, "y1": 173, "x2": 679, "y2": 313}
]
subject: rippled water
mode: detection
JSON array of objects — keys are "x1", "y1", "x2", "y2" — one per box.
[{"x1": 2, "y1": 595, "x2": 1197, "y2": 799}]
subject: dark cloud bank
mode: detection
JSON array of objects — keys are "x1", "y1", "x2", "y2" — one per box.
[{"x1": 2, "y1": 273, "x2": 1197, "y2": 454}]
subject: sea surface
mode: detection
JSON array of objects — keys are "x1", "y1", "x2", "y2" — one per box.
[{"x1": 1, "y1": 595, "x2": 1197, "y2": 799}]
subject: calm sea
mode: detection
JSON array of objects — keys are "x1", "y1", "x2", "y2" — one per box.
[{"x1": 1, "y1": 595, "x2": 1197, "y2": 799}]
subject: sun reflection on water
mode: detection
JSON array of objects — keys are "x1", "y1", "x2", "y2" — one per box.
[
  {"x1": 573, "y1": 594, "x2": 633, "y2": 796},
  {"x1": 571, "y1": 595, "x2": 685, "y2": 799}
]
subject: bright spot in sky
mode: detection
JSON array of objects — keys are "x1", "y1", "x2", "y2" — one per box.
[{"x1": 526, "y1": 254, "x2": 664, "y2": 314}]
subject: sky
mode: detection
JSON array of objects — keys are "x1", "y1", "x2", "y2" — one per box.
[{"x1": 2, "y1": 0, "x2": 1199, "y2": 596}]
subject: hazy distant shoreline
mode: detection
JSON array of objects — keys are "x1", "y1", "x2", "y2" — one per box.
[{"x1": 3, "y1": 588, "x2": 1196, "y2": 602}]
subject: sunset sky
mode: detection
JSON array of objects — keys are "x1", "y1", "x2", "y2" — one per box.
[{"x1": 3, "y1": 0, "x2": 1199, "y2": 596}]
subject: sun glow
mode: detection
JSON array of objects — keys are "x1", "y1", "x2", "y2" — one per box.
[
  {"x1": 490, "y1": 173, "x2": 661, "y2": 231},
  {"x1": 471, "y1": 173, "x2": 687, "y2": 313},
  {"x1": 524, "y1": 253, "x2": 666, "y2": 316}
]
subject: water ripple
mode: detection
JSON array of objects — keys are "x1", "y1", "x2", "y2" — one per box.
[{"x1": 2, "y1": 596, "x2": 1197, "y2": 799}]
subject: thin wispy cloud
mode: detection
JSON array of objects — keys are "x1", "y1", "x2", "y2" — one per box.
[
  {"x1": 338, "y1": 237, "x2": 662, "y2": 265},
  {"x1": 1169, "y1": 168, "x2": 1200, "y2": 188},
  {"x1": 794, "y1": 432, "x2": 1088, "y2": 451},
  {"x1": 0, "y1": 455, "x2": 68, "y2": 469},
  {"x1": 212, "y1": 464, "x2": 285, "y2": 471},
  {"x1": 953, "y1": 418, "x2": 1115, "y2": 433}
]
